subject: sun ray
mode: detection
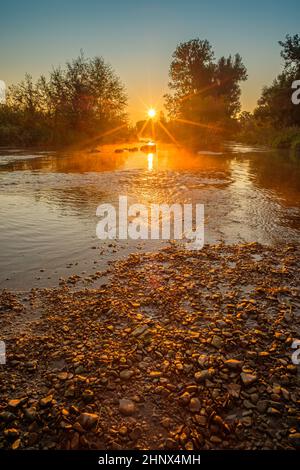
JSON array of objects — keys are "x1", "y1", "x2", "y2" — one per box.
[
  {"x1": 137, "y1": 118, "x2": 150, "y2": 139},
  {"x1": 98, "y1": 123, "x2": 128, "y2": 138},
  {"x1": 179, "y1": 77, "x2": 230, "y2": 105},
  {"x1": 151, "y1": 119, "x2": 156, "y2": 140},
  {"x1": 175, "y1": 118, "x2": 222, "y2": 132},
  {"x1": 158, "y1": 120, "x2": 181, "y2": 147},
  {"x1": 77, "y1": 123, "x2": 128, "y2": 149}
]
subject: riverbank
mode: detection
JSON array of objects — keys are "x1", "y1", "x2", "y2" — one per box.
[
  {"x1": 236, "y1": 126, "x2": 300, "y2": 152},
  {"x1": 0, "y1": 242, "x2": 299, "y2": 450}
]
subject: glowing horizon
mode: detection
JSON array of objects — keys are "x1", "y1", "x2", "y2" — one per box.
[{"x1": 1, "y1": 1, "x2": 299, "y2": 123}]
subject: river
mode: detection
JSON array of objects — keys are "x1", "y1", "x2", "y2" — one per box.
[{"x1": 0, "y1": 142, "x2": 299, "y2": 289}]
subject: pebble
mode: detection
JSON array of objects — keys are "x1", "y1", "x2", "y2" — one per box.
[
  {"x1": 288, "y1": 433, "x2": 300, "y2": 447},
  {"x1": 57, "y1": 372, "x2": 68, "y2": 381},
  {"x1": 129, "y1": 427, "x2": 142, "y2": 441},
  {"x1": 82, "y1": 389, "x2": 94, "y2": 403},
  {"x1": 11, "y1": 439, "x2": 21, "y2": 450},
  {"x1": 78, "y1": 412, "x2": 99, "y2": 429},
  {"x1": 40, "y1": 395, "x2": 53, "y2": 407},
  {"x1": 189, "y1": 398, "x2": 201, "y2": 413},
  {"x1": 0, "y1": 411, "x2": 16, "y2": 422},
  {"x1": 194, "y1": 368, "x2": 215, "y2": 383},
  {"x1": 211, "y1": 336, "x2": 223, "y2": 349},
  {"x1": 225, "y1": 359, "x2": 243, "y2": 370},
  {"x1": 240, "y1": 372, "x2": 257, "y2": 386},
  {"x1": 120, "y1": 370, "x2": 134, "y2": 380},
  {"x1": 119, "y1": 399, "x2": 136, "y2": 416},
  {"x1": 131, "y1": 325, "x2": 149, "y2": 337},
  {"x1": 8, "y1": 398, "x2": 27, "y2": 409},
  {"x1": 4, "y1": 428, "x2": 20, "y2": 439},
  {"x1": 24, "y1": 407, "x2": 37, "y2": 422}
]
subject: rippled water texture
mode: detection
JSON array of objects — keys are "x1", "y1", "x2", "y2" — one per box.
[{"x1": 0, "y1": 143, "x2": 299, "y2": 288}]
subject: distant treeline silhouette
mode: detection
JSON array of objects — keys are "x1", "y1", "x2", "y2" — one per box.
[{"x1": 0, "y1": 35, "x2": 299, "y2": 148}]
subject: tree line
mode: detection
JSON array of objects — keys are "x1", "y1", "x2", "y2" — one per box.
[
  {"x1": 0, "y1": 35, "x2": 299, "y2": 148},
  {"x1": 238, "y1": 34, "x2": 300, "y2": 150},
  {"x1": 0, "y1": 52, "x2": 129, "y2": 146}
]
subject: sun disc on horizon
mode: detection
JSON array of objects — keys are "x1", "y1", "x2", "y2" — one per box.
[{"x1": 147, "y1": 108, "x2": 156, "y2": 118}]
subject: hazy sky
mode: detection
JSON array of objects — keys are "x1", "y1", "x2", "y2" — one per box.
[{"x1": 0, "y1": 0, "x2": 299, "y2": 121}]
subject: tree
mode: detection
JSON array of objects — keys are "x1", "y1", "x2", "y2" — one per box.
[
  {"x1": 214, "y1": 54, "x2": 247, "y2": 117},
  {"x1": 254, "y1": 34, "x2": 300, "y2": 129},
  {"x1": 279, "y1": 34, "x2": 300, "y2": 73},
  {"x1": 165, "y1": 38, "x2": 247, "y2": 127},
  {"x1": 1, "y1": 53, "x2": 128, "y2": 146}
]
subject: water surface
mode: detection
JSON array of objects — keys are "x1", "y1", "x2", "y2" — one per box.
[{"x1": 0, "y1": 143, "x2": 299, "y2": 289}]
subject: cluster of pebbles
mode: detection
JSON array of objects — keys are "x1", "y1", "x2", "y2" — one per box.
[{"x1": 0, "y1": 242, "x2": 299, "y2": 450}]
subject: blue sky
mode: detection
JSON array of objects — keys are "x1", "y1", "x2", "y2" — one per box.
[{"x1": 0, "y1": 0, "x2": 299, "y2": 121}]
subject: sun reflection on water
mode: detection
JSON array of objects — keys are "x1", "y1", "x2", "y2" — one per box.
[{"x1": 147, "y1": 153, "x2": 154, "y2": 171}]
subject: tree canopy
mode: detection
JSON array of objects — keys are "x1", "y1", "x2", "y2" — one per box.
[
  {"x1": 0, "y1": 53, "x2": 128, "y2": 146},
  {"x1": 251, "y1": 35, "x2": 300, "y2": 130},
  {"x1": 165, "y1": 38, "x2": 247, "y2": 124}
]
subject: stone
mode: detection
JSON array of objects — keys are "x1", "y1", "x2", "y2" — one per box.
[
  {"x1": 24, "y1": 408, "x2": 37, "y2": 422},
  {"x1": 211, "y1": 336, "x2": 222, "y2": 349},
  {"x1": 197, "y1": 355, "x2": 208, "y2": 367},
  {"x1": 0, "y1": 411, "x2": 16, "y2": 422},
  {"x1": 57, "y1": 372, "x2": 68, "y2": 381},
  {"x1": 227, "y1": 383, "x2": 241, "y2": 398},
  {"x1": 11, "y1": 439, "x2": 21, "y2": 450},
  {"x1": 225, "y1": 359, "x2": 243, "y2": 370},
  {"x1": 267, "y1": 407, "x2": 281, "y2": 416},
  {"x1": 129, "y1": 427, "x2": 142, "y2": 441},
  {"x1": 131, "y1": 325, "x2": 149, "y2": 337},
  {"x1": 120, "y1": 370, "x2": 134, "y2": 380},
  {"x1": 8, "y1": 398, "x2": 27, "y2": 409},
  {"x1": 288, "y1": 433, "x2": 300, "y2": 447},
  {"x1": 119, "y1": 399, "x2": 136, "y2": 416},
  {"x1": 40, "y1": 395, "x2": 53, "y2": 407},
  {"x1": 4, "y1": 428, "x2": 20, "y2": 439},
  {"x1": 256, "y1": 400, "x2": 268, "y2": 413},
  {"x1": 82, "y1": 389, "x2": 94, "y2": 403},
  {"x1": 119, "y1": 425, "x2": 128, "y2": 436},
  {"x1": 161, "y1": 417, "x2": 172, "y2": 429},
  {"x1": 243, "y1": 399, "x2": 255, "y2": 409},
  {"x1": 194, "y1": 415, "x2": 207, "y2": 426},
  {"x1": 240, "y1": 372, "x2": 257, "y2": 386},
  {"x1": 70, "y1": 432, "x2": 80, "y2": 450},
  {"x1": 194, "y1": 368, "x2": 215, "y2": 383},
  {"x1": 78, "y1": 412, "x2": 99, "y2": 430},
  {"x1": 65, "y1": 386, "x2": 75, "y2": 398},
  {"x1": 179, "y1": 391, "x2": 191, "y2": 405},
  {"x1": 241, "y1": 416, "x2": 252, "y2": 427},
  {"x1": 189, "y1": 398, "x2": 201, "y2": 413}
]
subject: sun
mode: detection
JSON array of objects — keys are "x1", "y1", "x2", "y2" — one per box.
[{"x1": 147, "y1": 108, "x2": 156, "y2": 118}]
